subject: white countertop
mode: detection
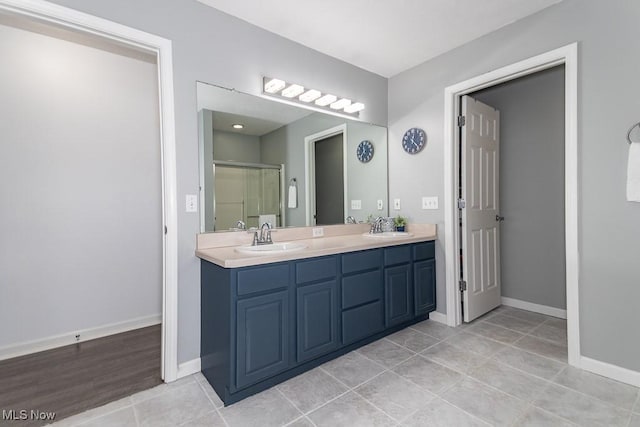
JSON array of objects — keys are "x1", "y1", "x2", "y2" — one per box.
[{"x1": 195, "y1": 223, "x2": 437, "y2": 268}]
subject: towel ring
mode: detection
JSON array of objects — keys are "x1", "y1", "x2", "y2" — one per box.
[{"x1": 627, "y1": 122, "x2": 640, "y2": 144}]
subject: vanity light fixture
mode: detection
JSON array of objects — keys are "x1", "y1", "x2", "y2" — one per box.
[
  {"x1": 299, "y1": 89, "x2": 321, "y2": 103},
  {"x1": 232, "y1": 124, "x2": 244, "y2": 129},
  {"x1": 264, "y1": 78, "x2": 286, "y2": 94},
  {"x1": 330, "y1": 98, "x2": 351, "y2": 110},
  {"x1": 315, "y1": 94, "x2": 337, "y2": 107},
  {"x1": 262, "y1": 76, "x2": 364, "y2": 117},
  {"x1": 281, "y1": 84, "x2": 305, "y2": 98},
  {"x1": 344, "y1": 102, "x2": 365, "y2": 113}
]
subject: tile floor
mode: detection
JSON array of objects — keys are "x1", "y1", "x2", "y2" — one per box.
[{"x1": 50, "y1": 306, "x2": 640, "y2": 427}]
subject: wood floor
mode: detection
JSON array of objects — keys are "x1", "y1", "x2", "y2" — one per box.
[{"x1": 0, "y1": 325, "x2": 162, "y2": 427}]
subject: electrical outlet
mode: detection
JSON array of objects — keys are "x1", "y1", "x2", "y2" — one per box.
[
  {"x1": 377, "y1": 199, "x2": 383, "y2": 210},
  {"x1": 422, "y1": 196, "x2": 439, "y2": 210},
  {"x1": 393, "y1": 198, "x2": 401, "y2": 210},
  {"x1": 185, "y1": 194, "x2": 198, "y2": 213},
  {"x1": 312, "y1": 227, "x2": 324, "y2": 237},
  {"x1": 351, "y1": 199, "x2": 362, "y2": 210}
]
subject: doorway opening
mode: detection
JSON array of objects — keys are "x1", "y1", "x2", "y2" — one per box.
[
  {"x1": 443, "y1": 43, "x2": 580, "y2": 366},
  {"x1": 0, "y1": 0, "x2": 178, "y2": 386},
  {"x1": 305, "y1": 124, "x2": 348, "y2": 226}
]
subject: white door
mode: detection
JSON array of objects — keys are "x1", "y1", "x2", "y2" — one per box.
[{"x1": 461, "y1": 95, "x2": 502, "y2": 322}]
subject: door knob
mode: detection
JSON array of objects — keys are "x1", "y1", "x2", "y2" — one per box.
[{"x1": 496, "y1": 215, "x2": 505, "y2": 222}]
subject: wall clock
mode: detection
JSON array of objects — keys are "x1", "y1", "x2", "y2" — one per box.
[
  {"x1": 356, "y1": 140, "x2": 374, "y2": 163},
  {"x1": 402, "y1": 127, "x2": 427, "y2": 154}
]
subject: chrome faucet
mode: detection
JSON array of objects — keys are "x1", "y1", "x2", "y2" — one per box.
[
  {"x1": 345, "y1": 216, "x2": 357, "y2": 224},
  {"x1": 235, "y1": 220, "x2": 246, "y2": 230},
  {"x1": 252, "y1": 222, "x2": 273, "y2": 246},
  {"x1": 370, "y1": 216, "x2": 385, "y2": 234}
]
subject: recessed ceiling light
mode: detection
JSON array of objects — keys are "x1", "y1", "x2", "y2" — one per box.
[
  {"x1": 232, "y1": 124, "x2": 244, "y2": 129},
  {"x1": 299, "y1": 89, "x2": 321, "y2": 103},
  {"x1": 315, "y1": 94, "x2": 337, "y2": 107},
  {"x1": 344, "y1": 102, "x2": 365, "y2": 113},
  {"x1": 330, "y1": 98, "x2": 351, "y2": 110},
  {"x1": 264, "y1": 78, "x2": 286, "y2": 94},
  {"x1": 281, "y1": 84, "x2": 305, "y2": 98}
]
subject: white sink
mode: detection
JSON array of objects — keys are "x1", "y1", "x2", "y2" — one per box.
[
  {"x1": 362, "y1": 232, "x2": 414, "y2": 239},
  {"x1": 235, "y1": 242, "x2": 307, "y2": 255}
]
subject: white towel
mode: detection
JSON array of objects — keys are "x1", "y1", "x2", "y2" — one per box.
[
  {"x1": 627, "y1": 142, "x2": 640, "y2": 202},
  {"x1": 288, "y1": 183, "x2": 297, "y2": 208},
  {"x1": 259, "y1": 214, "x2": 276, "y2": 228}
]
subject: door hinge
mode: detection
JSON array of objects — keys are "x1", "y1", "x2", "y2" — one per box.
[
  {"x1": 457, "y1": 115, "x2": 466, "y2": 127},
  {"x1": 459, "y1": 280, "x2": 467, "y2": 292},
  {"x1": 457, "y1": 198, "x2": 466, "y2": 209}
]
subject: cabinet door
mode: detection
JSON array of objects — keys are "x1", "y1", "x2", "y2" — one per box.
[
  {"x1": 297, "y1": 280, "x2": 339, "y2": 363},
  {"x1": 384, "y1": 264, "x2": 413, "y2": 327},
  {"x1": 414, "y1": 259, "x2": 436, "y2": 315},
  {"x1": 236, "y1": 291, "x2": 289, "y2": 389}
]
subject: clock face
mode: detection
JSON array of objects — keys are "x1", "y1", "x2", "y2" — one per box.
[
  {"x1": 357, "y1": 140, "x2": 374, "y2": 163},
  {"x1": 402, "y1": 127, "x2": 427, "y2": 154}
]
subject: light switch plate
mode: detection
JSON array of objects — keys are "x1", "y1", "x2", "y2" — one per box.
[
  {"x1": 312, "y1": 227, "x2": 324, "y2": 237},
  {"x1": 422, "y1": 196, "x2": 439, "y2": 210},
  {"x1": 393, "y1": 199, "x2": 401, "y2": 210},
  {"x1": 351, "y1": 200, "x2": 362, "y2": 210},
  {"x1": 377, "y1": 199, "x2": 383, "y2": 210},
  {"x1": 186, "y1": 194, "x2": 198, "y2": 213}
]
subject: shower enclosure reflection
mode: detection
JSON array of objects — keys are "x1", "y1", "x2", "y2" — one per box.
[{"x1": 213, "y1": 162, "x2": 282, "y2": 231}]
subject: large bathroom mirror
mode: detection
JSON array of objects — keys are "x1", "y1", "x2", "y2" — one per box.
[{"x1": 197, "y1": 82, "x2": 388, "y2": 232}]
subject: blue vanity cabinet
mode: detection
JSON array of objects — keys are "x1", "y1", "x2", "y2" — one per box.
[
  {"x1": 414, "y1": 242, "x2": 436, "y2": 315},
  {"x1": 234, "y1": 263, "x2": 290, "y2": 390},
  {"x1": 295, "y1": 257, "x2": 340, "y2": 363},
  {"x1": 341, "y1": 249, "x2": 385, "y2": 345},
  {"x1": 200, "y1": 240, "x2": 436, "y2": 406},
  {"x1": 383, "y1": 245, "x2": 414, "y2": 327}
]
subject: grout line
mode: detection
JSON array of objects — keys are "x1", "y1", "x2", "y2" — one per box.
[
  {"x1": 131, "y1": 398, "x2": 141, "y2": 427},
  {"x1": 273, "y1": 388, "x2": 306, "y2": 423},
  {"x1": 195, "y1": 378, "x2": 229, "y2": 427}
]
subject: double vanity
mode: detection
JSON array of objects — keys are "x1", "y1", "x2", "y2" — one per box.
[{"x1": 196, "y1": 223, "x2": 437, "y2": 405}]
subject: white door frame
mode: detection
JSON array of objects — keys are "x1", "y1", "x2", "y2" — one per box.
[
  {"x1": 443, "y1": 43, "x2": 580, "y2": 367},
  {"x1": 304, "y1": 124, "x2": 348, "y2": 226},
  {"x1": 0, "y1": 0, "x2": 179, "y2": 381}
]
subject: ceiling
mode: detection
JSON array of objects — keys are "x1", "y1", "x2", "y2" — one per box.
[{"x1": 197, "y1": 0, "x2": 562, "y2": 77}]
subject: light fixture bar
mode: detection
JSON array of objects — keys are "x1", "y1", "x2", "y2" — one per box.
[
  {"x1": 315, "y1": 94, "x2": 337, "y2": 107},
  {"x1": 264, "y1": 78, "x2": 286, "y2": 94},
  {"x1": 299, "y1": 89, "x2": 321, "y2": 102},
  {"x1": 262, "y1": 76, "x2": 364, "y2": 117},
  {"x1": 330, "y1": 98, "x2": 351, "y2": 110},
  {"x1": 344, "y1": 102, "x2": 365, "y2": 113},
  {"x1": 281, "y1": 84, "x2": 305, "y2": 98}
]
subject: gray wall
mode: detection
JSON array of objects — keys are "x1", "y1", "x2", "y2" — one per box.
[
  {"x1": 473, "y1": 66, "x2": 566, "y2": 310},
  {"x1": 212, "y1": 130, "x2": 260, "y2": 163},
  {"x1": 0, "y1": 21, "x2": 161, "y2": 348},
  {"x1": 389, "y1": 1, "x2": 640, "y2": 370},
  {"x1": 47, "y1": 0, "x2": 388, "y2": 364}
]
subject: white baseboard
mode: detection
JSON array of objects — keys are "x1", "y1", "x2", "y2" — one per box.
[
  {"x1": 501, "y1": 297, "x2": 567, "y2": 319},
  {"x1": 177, "y1": 357, "x2": 201, "y2": 380},
  {"x1": 0, "y1": 314, "x2": 162, "y2": 361},
  {"x1": 581, "y1": 356, "x2": 640, "y2": 388},
  {"x1": 428, "y1": 311, "x2": 448, "y2": 325}
]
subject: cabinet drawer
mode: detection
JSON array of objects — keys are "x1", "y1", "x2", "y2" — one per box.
[
  {"x1": 342, "y1": 301, "x2": 384, "y2": 345},
  {"x1": 342, "y1": 270, "x2": 383, "y2": 309},
  {"x1": 384, "y1": 245, "x2": 411, "y2": 266},
  {"x1": 236, "y1": 264, "x2": 289, "y2": 296},
  {"x1": 296, "y1": 256, "x2": 337, "y2": 285},
  {"x1": 342, "y1": 249, "x2": 381, "y2": 274},
  {"x1": 413, "y1": 241, "x2": 435, "y2": 261}
]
